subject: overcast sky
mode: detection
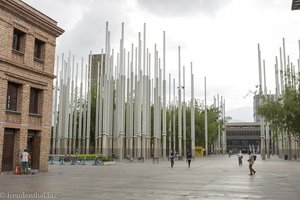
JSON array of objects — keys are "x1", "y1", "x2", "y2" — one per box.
[{"x1": 23, "y1": 0, "x2": 300, "y2": 122}]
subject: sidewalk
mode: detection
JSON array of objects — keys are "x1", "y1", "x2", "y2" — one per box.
[{"x1": 0, "y1": 155, "x2": 299, "y2": 200}]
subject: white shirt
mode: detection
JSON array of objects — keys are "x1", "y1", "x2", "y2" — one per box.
[
  {"x1": 21, "y1": 152, "x2": 29, "y2": 162},
  {"x1": 248, "y1": 154, "x2": 254, "y2": 164}
]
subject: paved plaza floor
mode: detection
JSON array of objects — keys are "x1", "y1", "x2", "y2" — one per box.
[{"x1": 0, "y1": 155, "x2": 300, "y2": 200}]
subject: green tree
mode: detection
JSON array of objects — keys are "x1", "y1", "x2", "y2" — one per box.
[
  {"x1": 89, "y1": 85, "x2": 97, "y2": 151},
  {"x1": 195, "y1": 104, "x2": 220, "y2": 148},
  {"x1": 257, "y1": 86, "x2": 300, "y2": 140}
]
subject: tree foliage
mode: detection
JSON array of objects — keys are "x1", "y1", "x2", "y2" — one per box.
[
  {"x1": 167, "y1": 99, "x2": 226, "y2": 151},
  {"x1": 257, "y1": 86, "x2": 300, "y2": 140}
]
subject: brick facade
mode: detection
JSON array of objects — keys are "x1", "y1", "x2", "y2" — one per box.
[{"x1": 0, "y1": 0, "x2": 63, "y2": 172}]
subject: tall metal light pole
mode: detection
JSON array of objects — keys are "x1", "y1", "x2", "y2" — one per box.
[
  {"x1": 263, "y1": 60, "x2": 270, "y2": 158},
  {"x1": 162, "y1": 31, "x2": 167, "y2": 160},
  {"x1": 204, "y1": 77, "x2": 208, "y2": 156},
  {"x1": 183, "y1": 66, "x2": 186, "y2": 157},
  {"x1": 52, "y1": 55, "x2": 60, "y2": 154},
  {"x1": 190, "y1": 62, "x2": 195, "y2": 157},
  {"x1": 217, "y1": 94, "x2": 221, "y2": 155},
  {"x1": 178, "y1": 46, "x2": 182, "y2": 156},
  {"x1": 258, "y1": 44, "x2": 266, "y2": 160}
]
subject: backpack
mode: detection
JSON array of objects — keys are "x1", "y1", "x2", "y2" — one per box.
[{"x1": 253, "y1": 155, "x2": 257, "y2": 161}]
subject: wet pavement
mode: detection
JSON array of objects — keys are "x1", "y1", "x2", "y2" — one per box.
[{"x1": 0, "y1": 155, "x2": 299, "y2": 200}]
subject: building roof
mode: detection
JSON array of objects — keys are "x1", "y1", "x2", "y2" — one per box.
[
  {"x1": 0, "y1": 0, "x2": 64, "y2": 37},
  {"x1": 292, "y1": 0, "x2": 300, "y2": 10},
  {"x1": 226, "y1": 122, "x2": 260, "y2": 129}
]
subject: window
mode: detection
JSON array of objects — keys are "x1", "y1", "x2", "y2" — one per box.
[
  {"x1": 29, "y1": 88, "x2": 42, "y2": 114},
  {"x1": 12, "y1": 28, "x2": 26, "y2": 52},
  {"x1": 6, "y1": 82, "x2": 20, "y2": 111},
  {"x1": 34, "y1": 39, "x2": 45, "y2": 60}
]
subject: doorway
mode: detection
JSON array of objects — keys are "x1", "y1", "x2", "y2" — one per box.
[
  {"x1": 1, "y1": 129, "x2": 15, "y2": 171},
  {"x1": 27, "y1": 130, "x2": 41, "y2": 170}
]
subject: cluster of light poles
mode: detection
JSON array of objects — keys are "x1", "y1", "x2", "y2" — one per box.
[
  {"x1": 257, "y1": 38, "x2": 300, "y2": 160},
  {"x1": 51, "y1": 22, "x2": 202, "y2": 159}
]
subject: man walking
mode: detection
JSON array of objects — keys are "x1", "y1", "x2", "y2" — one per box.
[
  {"x1": 20, "y1": 149, "x2": 31, "y2": 175},
  {"x1": 169, "y1": 152, "x2": 175, "y2": 168},
  {"x1": 247, "y1": 151, "x2": 256, "y2": 175},
  {"x1": 187, "y1": 152, "x2": 192, "y2": 168},
  {"x1": 238, "y1": 151, "x2": 243, "y2": 166}
]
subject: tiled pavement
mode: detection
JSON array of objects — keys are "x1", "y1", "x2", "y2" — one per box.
[{"x1": 0, "y1": 155, "x2": 299, "y2": 200}]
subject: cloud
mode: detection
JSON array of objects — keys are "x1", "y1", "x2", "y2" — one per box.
[
  {"x1": 22, "y1": 0, "x2": 300, "y2": 122},
  {"x1": 55, "y1": 0, "x2": 134, "y2": 59},
  {"x1": 24, "y1": 0, "x2": 134, "y2": 60},
  {"x1": 227, "y1": 106, "x2": 253, "y2": 122},
  {"x1": 24, "y1": 0, "x2": 92, "y2": 30},
  {"x1": 136, "y1": 0, "x2": 232, "y2": 16}
]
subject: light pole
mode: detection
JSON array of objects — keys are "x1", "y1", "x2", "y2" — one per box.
[{"x1": 204, "y1": 77, "x2": 208, "y2": 156}]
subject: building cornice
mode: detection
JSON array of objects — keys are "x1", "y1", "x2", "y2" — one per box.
[
  {"x1": 0, "y1": 57, "x2": 56, "y2": 79},
  {"x1": 0, "y1": 0, "x2": 64, "y2": 37},
  {"x1": 226, "y1": 122, "x2": 260, "y2": 126},
  {"x1": 5, "y1": 71, "x2": 48, "y2": 87},
  {"x1": 226, "y1": 122, "x2": 260, "y2": 129}
]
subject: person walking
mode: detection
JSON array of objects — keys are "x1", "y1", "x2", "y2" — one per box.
[
  {"x1": 187, "y1": 152, "x2": 192, "y2": 168},
  {"x1": 20, "y1": 149, "x2": 31, "y2": 175},
  {"x1": 238, "y1": 151, "x2": 243, "y2": 166},
  {"x1": 247, "y1": 151, "x2": 256, "y2": 175},
  {"x1": 169, "y1": 152, "x2": 175, "y2": 168}
]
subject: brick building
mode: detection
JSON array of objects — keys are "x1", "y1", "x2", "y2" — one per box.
[{"x1": 0, "y1": 0, "x2": 63, "y2": 172}]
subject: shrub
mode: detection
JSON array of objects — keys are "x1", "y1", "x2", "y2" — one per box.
[
  {"x1": 76, "y1": 154, "x2": 103, "y2": 161},
  {"x1": 101, "y1": 157, "x2": 114, "y2": 162},
  {"x1": 57, "y1": 154, "x2": 103, "y2": 161}
]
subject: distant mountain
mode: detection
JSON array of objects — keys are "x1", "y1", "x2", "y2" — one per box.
[{"x1": 226, "y1": 106, "x2": 253, "y2": 122}]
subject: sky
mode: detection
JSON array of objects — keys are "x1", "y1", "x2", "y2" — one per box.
[{"x1": 23, "y1": 0, "x2": 300, "y2": 122}]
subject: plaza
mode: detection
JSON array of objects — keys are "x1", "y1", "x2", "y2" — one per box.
[
  {"x1": 1, "y1": 1, "x2": 300, "y2": 200},
  {"x1": 1, "y1": 0, "x2": 300, "y2": 175},
  {"x1": 0, "y1": 155, "x2": 299, "y2": 200}
]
